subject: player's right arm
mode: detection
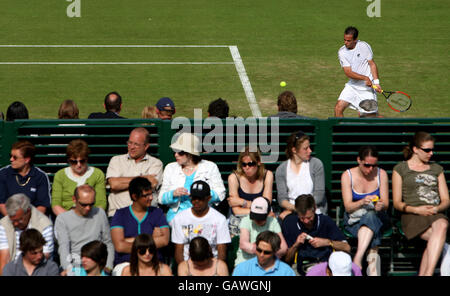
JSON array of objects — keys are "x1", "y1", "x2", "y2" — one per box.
[{"x1": 342, "y1": 66, "x2": 372, "y2": 86}]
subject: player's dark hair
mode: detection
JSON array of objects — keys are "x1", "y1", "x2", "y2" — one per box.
[{"x1": 344, "y1": 26, "x2": 359, "y2": 39}]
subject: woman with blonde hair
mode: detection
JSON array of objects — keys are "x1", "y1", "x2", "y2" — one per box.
[
  {"x1": 227, "y1": 146, "x2": 274, "y2": 237},
  {"x1": 392, "y1": 131, "x2": 450, "y2": 276},
  {"x1": 141, "y1": 106, "x2": 158, "y2": 119}
]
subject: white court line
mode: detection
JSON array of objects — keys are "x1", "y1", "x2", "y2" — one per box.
[
  {"x1": 228, "y1": 46, "x2": 261, "y2": 118},
  {"x1": 0, "y1": 45, "x2": 229, "y2": 48},
  {"x1": 0, "y1": 62, "x2": 234, "y2": 65},
  {"x1": 0, "y1": 44, "x2": 261, "y2": 117}
]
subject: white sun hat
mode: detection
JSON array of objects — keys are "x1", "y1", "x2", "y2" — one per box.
[{"x1": 170, "y1": 132, "x2": 201, "y2": 156}]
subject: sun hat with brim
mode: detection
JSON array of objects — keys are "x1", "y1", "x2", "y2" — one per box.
[{"x1": 170, "y1": 132, "x2": 201, "y2": 156}]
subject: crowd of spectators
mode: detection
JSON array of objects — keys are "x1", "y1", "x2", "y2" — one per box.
[{"x1": 0, "y1": 92, "x2": 448, "y2": 277}]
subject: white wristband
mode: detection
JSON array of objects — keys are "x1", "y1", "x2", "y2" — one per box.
[{"x1": 373, "y1": 79, "x2": 380, "y2": 85}]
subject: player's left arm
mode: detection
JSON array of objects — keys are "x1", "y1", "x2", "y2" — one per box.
[{"x1": 368, "y1": 59, "x2": 382, "y2": 93}]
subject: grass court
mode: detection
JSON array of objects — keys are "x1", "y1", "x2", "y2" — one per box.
[{"x1": 0, "y1": 0, "x2": 448, "y2": 119}]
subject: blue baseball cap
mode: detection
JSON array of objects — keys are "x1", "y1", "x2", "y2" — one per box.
[{"x1": 156, "y1": 97, "x2": 175, "y2": 112}]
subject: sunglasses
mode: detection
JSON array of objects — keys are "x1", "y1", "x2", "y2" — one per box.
[
  {"x1": 68, "y1": 159, "x2": 87, "y2": 165},
  {"x1": 139, "y1": 192, "x2": 153, "y2": 199},
  {"x1": 10, "y1": 154, "x2": 21, "y2": 160},
  {"x1": 78, "y1": 201, "x2": 95, "y2": 208},
  {"x1": 138, "y1": 247, "x2": 153, "y2": 256},
  {"x1": 173, "y1": 150, "x2": 187, "y2": 156},
  {"x1": 256, "y1": 247, "x2": 273, "y2": 255},
  {"x1": 241, "y1": 161, "x2": 257, "y2": 168},
  {"x1": 363, "y1": 163, "x2": 378, "y2": 168},
  {"x1": 420, "y1": 147, "x2": 433, "y2": 153}
]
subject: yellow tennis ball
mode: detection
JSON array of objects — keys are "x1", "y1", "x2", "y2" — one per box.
[{"x1": 280, "y1": 81, "x2": 286, "y2": 87}]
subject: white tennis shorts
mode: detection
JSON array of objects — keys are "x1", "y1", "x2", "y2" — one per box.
[{"x1": 338, "y1": 84, "x2": 378, "y2": 115}]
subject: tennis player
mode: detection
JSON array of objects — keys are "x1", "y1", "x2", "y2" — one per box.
[{"x1": 335, "y1": 26, "x2": 382, "y2": 118}]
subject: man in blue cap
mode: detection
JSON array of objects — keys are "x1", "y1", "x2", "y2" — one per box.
[{"x1": 155, "y1": 97, "x2": 175, "y2": 120}]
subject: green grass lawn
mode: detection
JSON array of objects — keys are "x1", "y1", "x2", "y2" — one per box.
[{"x1": 0, "y1": 0, "x2": 448, "y2": 119}]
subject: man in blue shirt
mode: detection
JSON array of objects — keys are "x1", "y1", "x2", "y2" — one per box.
[
  {"x1": 232, "y1": 231, "x2": 295, "y2": 276},
  {"x1": 282, "y1": 194, "x2": 350, "y2": 275},
  {"x1": 0, "y1": 140, "x2": 51, "y2": 217},
  {"x1": 110, "y1": 177, "x2": 169, "y2": 265}
]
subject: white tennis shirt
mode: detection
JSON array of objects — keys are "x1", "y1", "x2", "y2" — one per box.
[{"x1": 338, "y1": 40, "x2": 374, "y2": 90}]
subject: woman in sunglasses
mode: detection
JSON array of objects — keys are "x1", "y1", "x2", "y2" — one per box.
[
  {"x1": 158, "y1": 133, "x2": 226, "y2": 223},
  {"x1": 121, "y1": 233, "x2": 172, "y2": 276},
  {"x1": 0, "y1": 140, "x2": 51, "y2": 216},
  {"x1": 52, "y1": 139, "x2": 107, "y2": 216},
  {"x1": 393, "y1": 131, "x2": 450, "y2": 276},
  {"x1": 340, "y1": 145, "x2": 389, "y2": 276},
  {"x1": 227, "y1": 146, "x2": 274, "y2": 237},
  {"x1": 275, "y1": 130, "x2": 327, "y2": 220},
  {"x1": 177, "y1": 236, "x2": 229, "y2": 276}
]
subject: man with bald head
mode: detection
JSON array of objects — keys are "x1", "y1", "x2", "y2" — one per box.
[
  {"x1": 88, "y1": 91, "x2": 126, "y2": 119},
  {"x1": 54, "y1": 184, "x2": 114, "y2": 275},
  {"x1": 106, "y1": 127, "x2": 163, "y2": 217}
]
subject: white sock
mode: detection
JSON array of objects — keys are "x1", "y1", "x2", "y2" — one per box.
[{"x1": 440, "y1": 243, "x2": 450, "y2": 276}]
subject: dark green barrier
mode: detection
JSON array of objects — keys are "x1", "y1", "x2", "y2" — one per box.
[{"x1": 1, "y1": 117, "x2": 450, "y2": 221}]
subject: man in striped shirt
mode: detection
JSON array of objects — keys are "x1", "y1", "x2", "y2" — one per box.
[{"x1": 0, "y1": 194, "x2": 54, "y2": 275}]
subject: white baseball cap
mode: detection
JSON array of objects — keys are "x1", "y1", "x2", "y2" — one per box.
[
  {"x1": 328, "y1": 251, "x2": 352, "y2": 276},
  {"x1": 250, "y1": 197, "x2": 270, "y2": 221}
]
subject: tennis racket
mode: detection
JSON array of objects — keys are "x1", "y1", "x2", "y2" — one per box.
[{"x1": 372, "y1": 85, "x2": 412, "y2": 112}]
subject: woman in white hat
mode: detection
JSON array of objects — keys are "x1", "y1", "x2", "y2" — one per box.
[{"x1": 158, "y1": 132, "x2": 226, "y2": 223}]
